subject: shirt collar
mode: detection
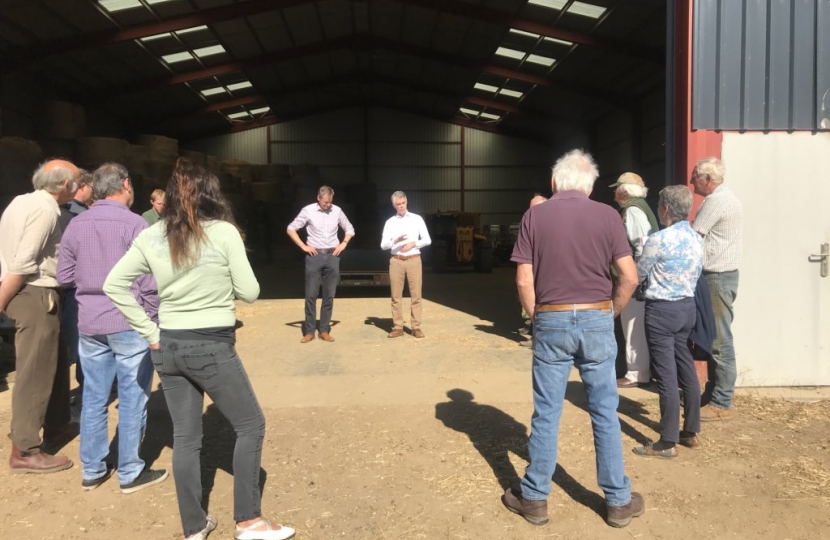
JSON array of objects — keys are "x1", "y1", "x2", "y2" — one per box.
[
  {"x1": 94, "y1": 199, "x2": 130, "y2": 211},
  {"x1": 551, "y1": 189, "x2": 589, "y2": 201},
  {"x1": 34, "y1": 189, "x2": 61, "y2": 215},
  {"x1": 395, "y1": 211, "x2": 409, "y2": 218}
]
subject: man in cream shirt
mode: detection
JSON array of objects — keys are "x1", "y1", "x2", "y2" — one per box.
[{"x1": 380, "y1": 191, "x2": 431, "y2": 338}]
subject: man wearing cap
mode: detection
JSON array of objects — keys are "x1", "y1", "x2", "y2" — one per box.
[
  {"x1": 502, "y1": 149, "x2": 644, "y2": 528},
  {"x1": 287, "y1": 185, "x2": 355, "y2": 343},
  {"x1": 610, "y1": 172, "x2": 659, "y2": 388},
  {"x1": 380, "y1": 191, "x2": 431, "y2": 339},
  {"x1": 691, "y1": 157, "x2": 742, "y2": 421}
]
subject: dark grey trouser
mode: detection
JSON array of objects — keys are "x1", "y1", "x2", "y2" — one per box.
[
  {"x1": 6, "y1": 285, "x2": 71, "y2": 453},
  {"x1": 152, "y1": 338, "x2": 265, "y2": 537},
  {"x1": 304, "y1": 252, "x2": 339, "y2": 335},
  {"x1": 644, "y1": 297, "x2": 700, "y2": 442}
]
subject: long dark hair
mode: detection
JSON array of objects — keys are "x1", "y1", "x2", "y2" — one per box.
[{"x1": 164, "y1": 157, "x2": 240, "y2": 269}]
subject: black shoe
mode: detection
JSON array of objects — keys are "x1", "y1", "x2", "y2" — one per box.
[
  {"x1": 120, "y1": 468, "x2": 169, "y2": 494},
  {"x1": 82, "y1": 465, "x2": 114, "y2": 491}
]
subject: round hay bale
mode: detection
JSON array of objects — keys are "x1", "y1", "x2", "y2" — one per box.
[
  {"x1": 76, "y1": 137, "x2": 128, "y2": 170},
  {"x1": 180, "y1": 149, "x2": 206, "y2": 166},
  {"x1": 220, "y1": 160, "x2": 254, "y2": 183},
  {"x1": 0, "y1": 137, "x2": 43, "y2": 197},
  {"x1": 124, "y1": 144, "x2": 151, "y2": 177},
  {"x1": 254, "y1": 164, "x2": 291, "y2": 182},
  {"x1": 134, "y1": 134, "x2": 179, "y2": 162},
  {"x1": 250, "y1": 182, "x2": 282, "y2": 202},
  {"x1": 37, "y1": 139, "x2": 76, "y2": 162},
  {"x1": 36, "y1": 100, "x2": 86, "y2": 141}
]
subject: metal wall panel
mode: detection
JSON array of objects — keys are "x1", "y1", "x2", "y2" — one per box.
[
  {"x1": 271, "y1": 142, "x2": 365, "y2": 166},
  {"x1": 820, "y1": 0, "x2": 830, "y2": 128},
  {"x1": 464, "y1": 167, "x2": 550, "y2": 191},
  {"x1": 464, "y1": 190, "x2": 531, "y2": 215},
  {"x1": 270, "y1": 107, "x2": 364, "y2": 141},
  {"x1": 693, "y1": 0, "x2": 826, "y2": 130},
  {"x1": 185, "y1": 127, "x2": 268, "y2": 164},
  {"x1": 465, "y1": 128, "x2": 551, "y2": 166},
  {"x1": 367, "y1": 107, "x2": 460, "y2": 142},
  {"x1": 368, "y1": 142, "x2": 460, "y2": 167},
  {"x1": 376, "y1": 191, "x2": 461, "y2": 215},
  {"x1": 371, "y1": 168, "x2": 460, "y2": 191}
]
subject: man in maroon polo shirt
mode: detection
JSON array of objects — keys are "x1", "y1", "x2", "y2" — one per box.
[{"x1": 501, "y1": 149, "x2": 644, "y2": 528}]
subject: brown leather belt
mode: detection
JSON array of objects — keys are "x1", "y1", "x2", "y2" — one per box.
[
  {"x1": 392, "y1": 254, "x2": 420, "y2": 261},
  {"x1": 313, "y1": 248, "x2": 335, "y2": 254},
  {"x1": 536, "y1": 301, "x2": 612, "y2": 313}
]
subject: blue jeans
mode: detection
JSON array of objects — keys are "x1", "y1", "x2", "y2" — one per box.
[
  {"x1": 704, "y1": 271, "x2": 739, "y2": 409},
  {"x1": 521, "y1": 309, "x2": 631, "y2": 507},
  {"x1": 79, "y1": 330, "x2": 153, "y2": 484},
  {"x1": 152, "y1": 337, "x2": 266, "y2": 537}
]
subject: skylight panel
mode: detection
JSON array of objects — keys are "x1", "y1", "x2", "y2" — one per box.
[
  {"x1": 177, "y1": 25, "x2": 208, "y2": 35},
  {"x1": 499, "y1": 88, "x2": 524, "y2": 98},
  {"x1": 495, "y1": 47, "x2": 526, "y2": 60},
  {"x1": 146, "y1": 0, "x2": 178, "y2": 5},
  {"x1": 480, "y1": 112, "x2": 502, "y2": 121},
  {"x1": 544, "y1": 36, "x2": 574, "y2": 46},
  {"x1": 568, "y1": 2, "x2": 606, "y2": 18},
  {"x1": 227, "y1": 112, "x2": 250, "y2": 119},
  {"x1": 474, "y1": 83, "x2": 499, "y2": 93},
  {"x1": 459, "y1": 107, "x2": 480, "y2": 116},
  {"x1": 193, "y1": 45, "x2": 225, "y2": 58},
  {"x1": 249, "y1": 107, "x2": 270, "y2": 115},
  {"x1": 200, "y1": 87, "x2": 226, "y2": 97},
  {"x1": 227, "y1": 81, "x2": 253, "y2": 91},
  {"x1": 526, "y1": 54, "x2": 556, "y2": 67},
  {"x1": 162, "y1": 51, "x2": 194, "y2": 64},
  {"x1": 509, "y1": 29, "x2": 541, "y2": 39},
  {"x1": 528, "y1": 0, "x2": 568, "y2": 10},
  {"x1": 99, "y1": 0, "x2": 142, "y2": 12},
  {"x1": 140, "y1": 33, "x2": 172, "y2": 42}
]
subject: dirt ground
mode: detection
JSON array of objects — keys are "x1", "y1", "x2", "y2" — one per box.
[{"x1": 1, "y1": 262, "x2": 828, "y2": 540}]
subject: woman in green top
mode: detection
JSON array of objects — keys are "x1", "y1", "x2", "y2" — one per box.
[{"x1": 104, "y1": 159, "x2": 294, "y2": 540}]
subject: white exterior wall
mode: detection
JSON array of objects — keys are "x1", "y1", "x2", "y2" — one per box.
[{"x1": 721, "y1": 132, "x2": 830, "y2": 386}]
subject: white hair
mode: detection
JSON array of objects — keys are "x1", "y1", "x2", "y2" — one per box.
[
  {"x1": 616, "y1": 183, "x2": 648, "y2": 199},
  {"x1": 695, "y1": 157, "x2": 725, "y2": 183},
  {"x1": 391, "y1": 190, "x2": 406, "y2": 204},
  {"x1": 32, "y1": 160, "x2": 77, "y2": 194},
  {"x1": 551, "y1": 149, "x2": 599, "y2": 194}
]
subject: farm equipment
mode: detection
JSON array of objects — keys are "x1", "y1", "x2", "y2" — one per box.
[{"x1": 427, "y1": 212, "x2": 493, "y2": 273}]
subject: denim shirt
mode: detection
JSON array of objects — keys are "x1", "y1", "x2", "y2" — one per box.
[{"x1": 637, "y1": 220, "x2": 703, "y2": 301}]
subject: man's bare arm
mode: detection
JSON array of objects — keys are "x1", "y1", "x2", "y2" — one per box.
[
  {"x1": 516, "y1": 263, "x2": 536, "y2": 320},
  {"x1": 0, "y1": 274, "x2": 28, "y2": 313},
  {"x1": 611, "y1": 255, "x2": 638, "y2": 317}
]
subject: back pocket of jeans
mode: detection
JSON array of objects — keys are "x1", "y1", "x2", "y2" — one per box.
[
  {"x1": 581, "y1": 326, "x2": 615, "y2": 362},
  {"x1": 150, "y1": 348, "x2": 165, "y2": 374},
  {"x1": 181, "y1": 352, "x2": 218, "y2": 379}
]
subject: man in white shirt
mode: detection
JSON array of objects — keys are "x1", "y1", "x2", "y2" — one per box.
[
  {"x1": 380, "y1": 191, "x2": 431, "y2": 338},
  {"x1": 691, "y1": 157, "x2": 743, "y2": 421}
]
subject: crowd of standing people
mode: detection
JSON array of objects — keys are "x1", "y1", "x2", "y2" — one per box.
[{"x1": 0, "y1": 148, "x2": 741, "y2": 537}]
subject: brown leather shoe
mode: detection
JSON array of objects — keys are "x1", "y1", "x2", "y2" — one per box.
[
  {"x1": 606, "y1": 492, "x2": 645, "y2": 528},
  {"x1": 387, "y1": 328, "x2": 404, "y2": 338},
  {"x1": 319, "y1": 332, "x2": 335, "y2": 342},
  {"x1": 412, "y1": 329, "x2": 425, "y2": 339},
  {"x1": 502, "y1": 488, "x2": 549, "y2": 525},
  {"x1": 9, "y1": 445, "x2": 73, "y2": 474},
  {"x1": 616, "y1": 377, "x2": 638, "y2": 388},
  {"x1": 300, "y1": 334, "x2": 315, "y2": 343},
  {"x1": 700, "y1": 404, "x2": 733, "y2": 421},
  {"x1": 679, "y1": 432, "x2": 701, "y2": 449}
]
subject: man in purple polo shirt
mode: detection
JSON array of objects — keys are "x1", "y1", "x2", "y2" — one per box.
[
  {"x1": 501, "y1": 150, "x2": 644, "y2": 528},
  {"x1": 287, "y1": 185, "x2": 355, "y2": 343},
  {"x1": 57, "y1": 162, "x2": 168, "y2": 494}
]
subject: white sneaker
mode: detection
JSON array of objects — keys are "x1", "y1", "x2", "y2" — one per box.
[
  {"x1": 186, "y1": 515, "x2": 217, "y2": 540},
  {"x1": 234, "y1": 519, "x2": 295, "y2": 540}
]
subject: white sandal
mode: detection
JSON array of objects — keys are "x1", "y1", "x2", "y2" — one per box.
[
  {"x1": 234, "y1": 518, "x2": 295, "y2": 540},
  {"x1": 186, "y1": 515, "x2": 217, "y2": 540}
]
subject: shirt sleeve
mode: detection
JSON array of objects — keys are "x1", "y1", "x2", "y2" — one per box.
[
  {"x1": 286, "y1": 207, "x2": 309, "y2": 231},
  {"x1": 510, "y1": 212, "x2": 533, "y2": 265},
  {"x1": 380, "y1": 218, "x2": 394, "y2": 250},
  {"x1": 609, "y1": 211, "x2": 633, "y2": 262},
  {"x1": 624, "y1": 207, "x2": 652, "y2": 257},
  {"x1": 103, "y1": 235, "x2": 160, "y2": 344},
  {"x1": 636, "y1": 233, "x2": 662, "y2": 282},
  {"x1": 56, "y1": 222, "x2": 77, "y2": 288},
  {"x1": 692, "y1": 197, "x2": 720, "y2": 236},
  {"x1": 223, "y1": 224, "x2": 260, "y2": 304},
  {"x1": 338, "y1": 208, "x2": 355, "y2": 236},
  {"x1": 415, "y1": 216, "x2": 431, "y2": 249},
  {"x1": 9, "y1": 206, "x2": 57, "y2": 275}
]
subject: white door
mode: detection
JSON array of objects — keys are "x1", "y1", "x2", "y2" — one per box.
[{"x1": 721, "y1": 132, "x2": 830, "y2": 386}]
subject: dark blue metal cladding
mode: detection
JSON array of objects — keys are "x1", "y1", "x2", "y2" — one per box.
[{"x1": 693, "y1": 0, "x2": 828, "y2": 130}]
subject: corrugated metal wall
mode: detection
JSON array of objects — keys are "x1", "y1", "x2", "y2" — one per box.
[
  {"x1": 693, "y1": 0, "x2": 830, "y2": 131},
  {"x1": 185, "y1": 126, "x2": 269, "y2": 164}
]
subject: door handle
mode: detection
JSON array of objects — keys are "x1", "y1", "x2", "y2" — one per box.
[{"x1": 808, "y1": 243, "x2": 829, "y2": 277}]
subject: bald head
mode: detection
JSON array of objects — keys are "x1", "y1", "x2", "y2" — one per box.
[
  {"x1": 32, "y1": 159, "x2": 80, "y2": 203},
  {"x1": 529, "y1": 195, "x2": 547, "y2": 208}
]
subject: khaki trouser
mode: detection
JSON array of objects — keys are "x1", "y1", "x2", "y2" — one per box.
[
  {"x1": 390, "y1": 257, "x2": 423, "y2": 330},
  {"x1": 6, "y1": 285, "x2": 70, "y2": 454}
]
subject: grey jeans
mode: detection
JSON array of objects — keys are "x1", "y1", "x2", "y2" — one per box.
[
  {"x1": 304, "y1": 252, "x2": 340, "y2": 335},
  {"x1": 152, "y1": 338, "x2": 265, "y2": 537}
]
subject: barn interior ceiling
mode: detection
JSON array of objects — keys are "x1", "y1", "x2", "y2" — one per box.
[{"x1": 0, "y1": 0, "x2": 666, "y2": 144}]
